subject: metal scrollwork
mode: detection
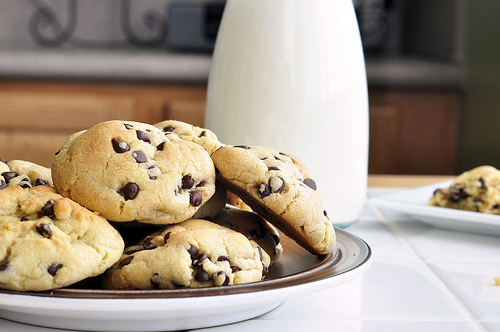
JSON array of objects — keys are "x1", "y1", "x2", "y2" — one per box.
[
  {"x1": 28, "y1": 0, "x2": 77, "y2": 47},
  {"x1": 28, "y1": 0, "x2": 168, "y2": 49},
  {"x1": 120, "y1": 0, "x2": 167, "y2": 47}
]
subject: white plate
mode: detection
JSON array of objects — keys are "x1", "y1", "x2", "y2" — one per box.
[
  {"x1": 369, "y1": 180, "x2": 500, "y2": 236},
  {"x1": 0, "y1": 228, "x2": 371, "y2": 332}
]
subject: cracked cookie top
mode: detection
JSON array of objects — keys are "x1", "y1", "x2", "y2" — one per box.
[{"x1": 52, "y1": 120, "x2": 216, "y2": 224}]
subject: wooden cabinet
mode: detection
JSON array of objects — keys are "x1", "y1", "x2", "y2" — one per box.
[
  {"x1": 368, "y1": 89, "x2": 460, "y2": 175},
  {"x1": 0, "y1": 80, "x2": 207, "y2": 167},
  {"x1": 0, "y1": 80, "x2": 460, "y2": 175}
]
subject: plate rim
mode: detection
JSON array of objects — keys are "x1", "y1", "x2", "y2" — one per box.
[
  {"x1": 0, "y1": 228, "x2": 372, "y2": 302},
  {"x1": 369, "y1": 180, "x2": 500, "y2": 229}
]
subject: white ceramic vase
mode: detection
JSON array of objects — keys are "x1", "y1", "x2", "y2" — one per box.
[{"x1": 205, "y1": 0, "x2": 369, "y2": 228}]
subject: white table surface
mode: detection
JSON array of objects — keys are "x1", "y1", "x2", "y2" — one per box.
[{"x1": 1, "y1": 186, "x2": 499, "y2": 332}]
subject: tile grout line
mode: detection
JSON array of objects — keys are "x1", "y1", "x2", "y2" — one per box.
[{"x1": 373, "y1": 207, "x2": 488, "y2": 332}]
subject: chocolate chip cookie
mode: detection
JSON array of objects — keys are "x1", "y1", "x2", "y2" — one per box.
[
  {"x1": 0, "y1": 159, "x2": 53, "y2": 190},
  {"x1": 211, "y1": 205, "x2": 283, "y2": 265},
  {"x1": 52, "y1": 120, "x2": 216, "y2": 224},
  {"x1": 0, "y1": 185, "x2": 124, "y2": 291},
  {"x1": 211, "y1": 145, "x2": 336, "y2": 255},
  {"x1": 102, "y1": 219, "x2": 270, "y2": 289},
  {"x1": 154, "y1": 120, "x2": 223, "y2": 156},
  {"x1": 429, "y1": 165, "x2": 500, "y2": 214}
]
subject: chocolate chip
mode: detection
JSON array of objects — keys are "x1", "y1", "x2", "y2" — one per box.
[
  {"x1": 274, "y1": 156, "x2": 282, "y2": 162},
  {"x1": 151, "y1": 273, "x2": 161, "y2": 289},
  {"x1": 37, "y1": 222, "x2": 52, "y2": 238},
  {"x1": 231, "y1": 266, "x2": 241, "y2": 273},
  {"x1": 156, "y1": 142, "x2": 166, "y2": 151},
  {"x1": 268, "y1": 166, "x2": 280, "y2": 171},
  {"x1": 41, "y1": 200, "x2": 55, "y2": 218},
  {"x1": 269, "y1": 176, "x2": 285, "y2": 193},
  {"x1": 182, "y1": 174, "x2": 195, "y2": 189},
  {"x1": 172, "y1": 280, "x2": 186, "y2": 288},
  {"x1": 199, "y1": 131, "x2": 207, "y2": 137},
  {"x1": 111, "y1": 138, "x2": 130, "y2": 153},
  {"x1": 190, "y1": 191, "x2": 203, "y2": 206},
  {"x1": 132, "y1": 151, "x2": 147, "y2": 163},
  {"x1": 234, "y1": 145, "x2": 249, "y2": 149},
  {"x1": 197, "y1": 180, "x2": 206, "y2": 187},
  {"x1": 257, "y1": 247, "x2": 263, "y2": 261},
  {"x1": 34, "y1": 179, "x2": 48, "y2": 187},
  {"x1": 193, "y1": 253, "x2": 207, "y2": 266},
  {"x1": 279, "y1": 152, "x2": 289, "y2": 157},
  {"x1": 449, "y1": 186, "x2": 468, "y2": 203},
  {"x1": 194, "y1": 267, "x2": 211, "y2": 282},
  {"x1": 304, "y1": 178, "x2": 317, "y2": 190},
  {"x1": 258, "y1": 183, "x2": 271, "y2": 198},
  {"x1": 217, "y1": 256, "x2": 230, "y2": 262},
  {"x1": 55, "y1": 150, "x2": 60, "y2": 155},
  {"x1": 216, "y1": 271, "x2": 230, "y2": 286},
  {"x1": 164, "y1": 232, "x2": 171, "y2": 243},
  {"x1": 2, "y1": 172, "x2": 19, "y2": 183},
  {"x1": 433, "y1": 188, "x2": 443, "y2": 196},
  {"x1": 0, "y1": 180, "x2": 6, "y2": 190},
  {"x1": 479, "y1": 177, "x2": 486, "y2": 189},
  {"x1": 120, "y1": 256, "x2": 134, "y2": 267},
  {"x1": 188, "y1": 245, "x2": 199, "y2": 259},
  {"x1": 123, "y1": 182, "x2": 139, "y2": 200},
  {"x1": 136, "y1": 130, "x2": 151, "y2": 144},
  {"x1": 21, "y1": 217, "x2": 28, "y2": 222},
  {"x1": 20, "y1": 183, "x2": 31, "y2": 189},
  {"x1": 47, "y1": 263, "x2": 63, "y2": 276},
  {"x1": 0, "y1": 261, "x2": 9, "y2": 271},
  {"x1": 143, "y1": 236, "x2": 156, "y2": 250},
  {"x1": 324, "y1": 210, "x2": 330, "y2": 220},
  {"x1": 124, "y1": 124, "x2": 134, "y2": 130},
  {"x1": 262, "y1": 263, "x2": 269, "y2": 276},
  {"x1": 147, "y1": 165, "x2": 161, "y2": 180},
  {"x1": 163, "y1": 126, "x2": 175, "y2": 132}
]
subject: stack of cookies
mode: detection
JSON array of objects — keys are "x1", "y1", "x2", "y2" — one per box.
[{"x1": 0, "y1": 119, "x2": 336, "y2": 292}]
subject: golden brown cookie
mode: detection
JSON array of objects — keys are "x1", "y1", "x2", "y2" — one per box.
[
  {"x1": 52, "y1": 120, "x2": 216, "y2": 224},
  {"x1": 429, "y1": 165, "x2": 500, "y2": 214},
  {"x1": 102, "y1": 219, "x2": 270, "y2": 289},
  {"x1": 0, "y1": 159, "x2": 53, "y2": 190},
  {"x1": 0, "y1": 186, "x2": 124, "y2": 291},
  {"x1": 211, "y1": 145, "x2": 336, "y2": 255}
]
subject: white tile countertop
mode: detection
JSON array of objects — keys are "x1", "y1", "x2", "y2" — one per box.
[{"x1": 0, "y1": 176, "x2": 498, "y2": 332}]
